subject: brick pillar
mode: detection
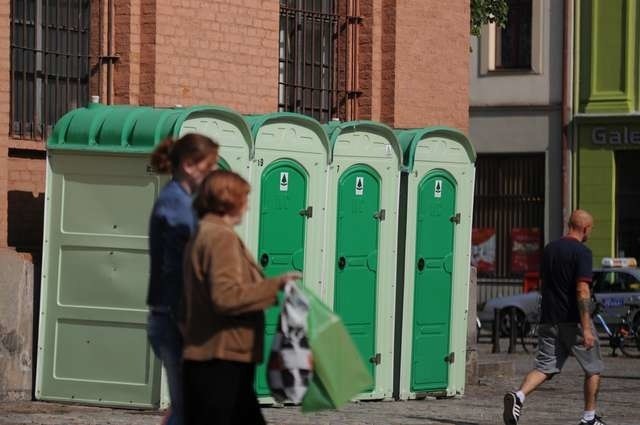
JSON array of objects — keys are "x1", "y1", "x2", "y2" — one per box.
[
  {"x1": 357, "y1": 0, "x2": 373, "y2": 120},
  {"x1": 393, "y1": 0, "x2": 469, "y2": 130},
  {"x1": 113, "y1": 0, "x2": 142, "y2": 104},
  {"x1": 0, "y1": 0, "x2": 11, "y2": 248},
  {"x1": 380, "y1": 0, "x2": 396, "y2": 126},
  {"x1": 139, "y1": 0, "x2": 157, "y2": 106}
]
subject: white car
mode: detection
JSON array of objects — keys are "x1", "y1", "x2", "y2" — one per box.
[{"x1": 478, "y1": 258, "x2": 640, "y2": 335}]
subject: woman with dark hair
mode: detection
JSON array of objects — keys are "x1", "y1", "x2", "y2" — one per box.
[
  {"x1": 181, "y1": 170, "x2": 301, "y2": 425},
  {"x1": 147, "y1": 133, "x2": 219, "y2": 425}
]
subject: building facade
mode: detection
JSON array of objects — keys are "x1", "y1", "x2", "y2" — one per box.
[
  {"x1": 0, "y1": 0, "x2": 470, "y2": 399},
  {"x1": 573, "y1": 0, "x2": 640, "y2": 263},
  {"x1": 469, "y1": 0, "x2": 565, "y2": 301}
]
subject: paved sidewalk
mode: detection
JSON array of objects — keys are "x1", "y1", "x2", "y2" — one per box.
[{"x1": 1, "y1": 344, "x2": 639, "y2": 425}]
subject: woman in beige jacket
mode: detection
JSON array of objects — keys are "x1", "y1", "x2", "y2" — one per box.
[{"x1": 181, "y1": 170, "x2": 300, "y2": 425}]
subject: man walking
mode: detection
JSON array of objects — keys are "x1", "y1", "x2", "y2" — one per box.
[{"x1": 503, "y1": 210, "x2": 605, "y2": 425}]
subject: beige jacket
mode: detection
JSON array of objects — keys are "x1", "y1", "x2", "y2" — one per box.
[{"x1": 181, "y1": 214, "x2": 281, "y2": 363}]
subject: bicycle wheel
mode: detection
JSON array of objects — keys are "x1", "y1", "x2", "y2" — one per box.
[
  {"x1": 618, "y1": 324, "x2": 640, "y2": 358},
  {"x1": 521, "y1": 322, "x2": 539, "y2": 354}
]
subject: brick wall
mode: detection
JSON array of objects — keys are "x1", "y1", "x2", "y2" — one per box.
[
  {"x1": 7, "y1": 151, "x2": 46, "y2": 251},
  {"x1": 393, "y1": 0, "x2": 469, "y2": 131},
  {"x1": 0, "y1": 0, "x2": 471, "y2": 251},
  {"x1": 0, "y1": 0, "x2": 10, "y2": 248},
  {"x1": 151, "y1": 0, "x2": 279, "y2": 113}
]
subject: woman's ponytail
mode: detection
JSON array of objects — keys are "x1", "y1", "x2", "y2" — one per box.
[
  {"x1": 150, "y1": 138, "x2": 175, "y2": 173},
  {"x1": 150, "y1": 134, "x2": 218, "y2": 175}
]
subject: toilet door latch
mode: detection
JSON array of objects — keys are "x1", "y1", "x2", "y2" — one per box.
[{"x1": 299, "y1": 206, "x2": 313, "y2": 218}]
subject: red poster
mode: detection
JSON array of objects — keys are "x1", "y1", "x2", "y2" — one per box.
[
  {"x1": 511, "y1": 228, "x2": 541, "y2": 274},
  {"x1": 471, "y1": 228, "x2": 496, "y2": 273}
]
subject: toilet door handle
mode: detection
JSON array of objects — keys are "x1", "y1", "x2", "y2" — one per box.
[
  {"x1": 338, "y1": 256, "x2": 347, "y2": 270},
  {"x1": 299, "y1": 206, "x2": 313, "y2": 218},
  {"x1": 417, "y1": 257, "x2": 425, "y2": 271},
  {"x1": 260, "y1": 253, "x2": 269, "y2": 267}
]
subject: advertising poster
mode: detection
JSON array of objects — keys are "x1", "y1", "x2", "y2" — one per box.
[
  {"x1": 471, "y1": 228, "x2": 496, "y2": 274},
  {"x1": 511, "y1": 228, "x2": 541, "y2": 274}
]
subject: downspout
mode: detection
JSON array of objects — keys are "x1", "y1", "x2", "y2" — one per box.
[{"x1": 561, "y1": 0, "x2": 574, "y2": 233}]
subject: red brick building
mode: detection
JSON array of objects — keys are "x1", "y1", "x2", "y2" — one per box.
[
  {"x1": 0, "y1": 0, "x2": 469, "y2": 399},
  {"x1": 1, "y1": 0, "x2": 469, "y2": 259}
]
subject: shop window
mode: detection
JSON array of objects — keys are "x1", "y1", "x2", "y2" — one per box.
[
  {"x1": 278, "y1": 0, "x2": 359, "y2": 123},
  {"x1": 479, "y1": 0, "x2": 543, "y2": 74},
  {"x1": 472, "y1": 154, "x2": 545, "y2": 280},
  {"x1": 616, "y1": 151, "x2": 640, "y2": 260}
]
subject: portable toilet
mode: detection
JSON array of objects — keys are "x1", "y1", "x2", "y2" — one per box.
[
  {"x1": 323, "y1": 121, "x2": 402, "y2": 400},
  {"x1": 395, "y1": 127, "x2": 476, "y2": 399},
  {"x1": 244, "y1": 113, "x2": 330, "y2": 400},
  {"x1": 36, "y1": 103, "x2": 252, "y2": 408}
]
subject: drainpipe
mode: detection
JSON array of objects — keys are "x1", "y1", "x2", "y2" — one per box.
[{"x1": 561, "y1": 0, "x2": 574, "y2": 233}]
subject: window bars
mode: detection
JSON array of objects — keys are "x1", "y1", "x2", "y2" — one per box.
[
  {"x1": 10, "y1": 0, "x2": 92, "y2": 140},
  {"x1": 278, "y1": 0, "x2": 360, "y2": 123},
  {"x1": 473, "y1": 154, "x2": 545, "y2": 278}
]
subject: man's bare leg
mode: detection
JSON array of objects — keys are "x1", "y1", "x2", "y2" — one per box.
[
  {"x1": 584, "y1": 373, "x2": 600, "y2": 411},
  {"x1": 519, "y1": 369, "x2": 549, "y2": 395}
]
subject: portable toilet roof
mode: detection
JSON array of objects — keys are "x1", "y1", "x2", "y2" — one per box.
[
  {"x1": 324, "y1": 120, "x2": 403, "y2": 167},
  {"x1": 48, "y1": 103, "x2": 252, "y2": 155},
  {"x1": 396, "y1": 127, "x2": 476, "y2": 170},
  {"x1": 245, "y1": 112, "x2": 331, "y2": 163}
]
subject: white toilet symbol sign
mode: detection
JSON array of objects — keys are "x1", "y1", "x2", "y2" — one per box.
[
  {"x1": 355, "y1": 176, "x2": 364, "y2": 196},
  {"x1": 434, "y1": 179, "x2": 442, "y2": 198},
  {"x1": 280, "y1": 172, "x2": 289, "y2": 191}
]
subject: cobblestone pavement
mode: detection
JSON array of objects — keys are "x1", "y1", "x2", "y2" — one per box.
[{"x1": 1, "y1": 343, "x2": 639, "y2": 425}]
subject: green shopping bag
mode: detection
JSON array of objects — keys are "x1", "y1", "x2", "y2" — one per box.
[{"x1": 301, "y1": 289, "x2": 373, "y2": 412}]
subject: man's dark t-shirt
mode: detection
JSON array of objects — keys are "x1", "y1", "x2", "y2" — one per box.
[{"x1": 540, "y1": 237, "x2": 593, "y2": 324}]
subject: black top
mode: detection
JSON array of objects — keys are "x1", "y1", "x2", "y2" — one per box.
[{"x1": 540, "y1": 237, "x2": 593, "y2": 324}]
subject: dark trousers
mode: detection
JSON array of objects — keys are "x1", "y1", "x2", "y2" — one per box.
[{"x1": 183, "y1": 358, "x2": 266, "y2": 425}]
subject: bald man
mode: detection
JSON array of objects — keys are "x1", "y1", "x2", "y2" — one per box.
[{"x1": 503, "y1": 210, "x2": 606, "y2": 425}]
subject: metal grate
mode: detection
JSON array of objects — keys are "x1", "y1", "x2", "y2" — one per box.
[
  {"x1": 473, "y1": 154, "x2": 545, "y2": 279},
  {"x1": 278, "y1": 0, "x2": 360, "y2": 123},
  {"x1": 10, "y1": 0, "x2": 92, "y2": 140}
]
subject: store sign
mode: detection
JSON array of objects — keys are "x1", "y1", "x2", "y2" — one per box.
[
  {"x1": 511, "y1": 228, "x2": 541, "y2": 274},
  {"x1": 591, "y1": 126, "x2": 640, "y2": 146},
  {"x1": 471, "y1": 228, "x2": 496, "y2": 274}
]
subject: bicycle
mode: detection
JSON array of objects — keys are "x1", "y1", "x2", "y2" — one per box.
[
  {"x1": 520, "y1": 300, "x2": 640, "y2": 357},
  {"x1": 592, "y1": 300, "x2": 640, "y2": 358}
]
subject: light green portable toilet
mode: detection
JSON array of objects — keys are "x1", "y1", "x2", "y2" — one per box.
[
  {"x1": 323, "y1": 121, "x2": 402, "y2": 401},
  {"x1": 36, "y1": 103, "x2": 252, "y2": 408},
  {"x1": 244, "y1": 113, "x2": 330, "y2": 401},
  {"x1": 395, "y1": 127, "x2": 476, "y2": 400}
]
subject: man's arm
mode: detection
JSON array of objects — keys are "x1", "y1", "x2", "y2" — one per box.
[{"x1": 577, "y1": 280, "x2": 595, "y2": 349}]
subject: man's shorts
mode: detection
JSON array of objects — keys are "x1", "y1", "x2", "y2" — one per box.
[{"x1": 534, "y1": 322, "x2": 604, "y2": 376}]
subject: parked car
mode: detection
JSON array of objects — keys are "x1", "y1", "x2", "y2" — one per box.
[{"x1": 478, "y1": 258, "x2": 640, "y2": 335}]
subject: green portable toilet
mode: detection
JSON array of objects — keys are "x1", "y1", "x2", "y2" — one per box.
[
  {"x1": 323, "y1": 121, "x2": 402, "y2": 400},
  {"x1": 245, "y1": 113, "x2": 330, "y2": 401},
  {"x1": 36, "y1": 103, "x2": 252, "y2": 408},
  {"x1": 396, "y1": 127, "x2": 475, "y2": 399}
]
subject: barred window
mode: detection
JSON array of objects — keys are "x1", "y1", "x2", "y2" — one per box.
[
  {"x1": 472, "y1": 154, "x2": 545, "y2": 279},
  {"x1": 278, "y1": 0, "x2": 359, "y2": 123},
  {"x1": 11, "y1": 0, "x2": 91, "y2": 140}
]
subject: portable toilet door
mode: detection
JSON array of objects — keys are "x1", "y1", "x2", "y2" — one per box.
[
  {"x1": 323, "y1": 121, "x2": 402, "y2": 400},
  {"x1": 396, "y1": 127, "x2": 476, "y2": 399},
  {"x1": 36, "y1": 103, "x2": 186, "y2": 408},
  {"x1": 174, "y1": 105, "x2": 253, "y2": 241},
  {"x1": 245, "y1": 113, "x2": 331, "y2": 401}
]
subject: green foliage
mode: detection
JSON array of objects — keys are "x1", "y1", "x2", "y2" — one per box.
[{"x1": 470, "y1": 0, "x2": 509, "y2": 37}]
